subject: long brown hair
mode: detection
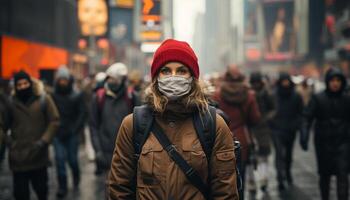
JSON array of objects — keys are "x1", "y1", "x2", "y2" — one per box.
[{"x1": 144, "y1": 78, "x2": 209, "y2": 113}]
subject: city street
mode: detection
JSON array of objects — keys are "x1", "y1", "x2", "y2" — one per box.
[{"x1": 0, "y1": 136, "x2": 342, "y2": 200}]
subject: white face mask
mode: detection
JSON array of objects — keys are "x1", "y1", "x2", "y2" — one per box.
[{"x1": 157, "y1": 76, "x2": 193, "y2": 101}]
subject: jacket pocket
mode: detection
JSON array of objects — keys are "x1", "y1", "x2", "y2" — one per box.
[
  {"x1": 138, "y1": 141, "x2": 164, "y2": 187},
  {"x1": 9, "y1": 142, "x2": 42, "y2": 164},
  {"x1": 215, "y1": 149, "x2": 236, "y2": 177}
]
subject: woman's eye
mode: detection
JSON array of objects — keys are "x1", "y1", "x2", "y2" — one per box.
[
  {"x1": 177, "y1": 69, "x2": 188, "y2": 74},
  {"x1": 160, "y1": 68, "x2": 171, "y2": 75}
]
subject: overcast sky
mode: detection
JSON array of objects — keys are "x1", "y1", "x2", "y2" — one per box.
[{"x1": 173, "y1": 0, "x2": 205, "y2": 46}]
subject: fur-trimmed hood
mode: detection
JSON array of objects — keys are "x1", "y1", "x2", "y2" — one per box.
[{"x1": 12, "y1": 78, "x2": 45, "y2": 97}]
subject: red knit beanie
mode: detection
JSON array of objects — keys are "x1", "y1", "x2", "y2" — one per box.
[{"x1": 151, "y1": 39, "x2": 199, "y2": 79}]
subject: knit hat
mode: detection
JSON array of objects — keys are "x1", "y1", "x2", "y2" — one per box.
[
  {"x1": 14, "y1": 70, "x2": 32, "y2": 85},
  {"x1": 106, "y1": 62, "x2": 128, "y2": 80},
  {"x1": 151, "y1": 39, "x2": 199, "y2": 79},
  {"x1": 56, "y1": 66, "x2": 71, "y2": 80}
]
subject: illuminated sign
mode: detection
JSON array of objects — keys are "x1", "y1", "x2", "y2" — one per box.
[
  {"x1": 115, "y1": 0, "x2": 134, "y2": 8},
  {"x1": 78, "y1": 0, "x2": 108, "y2": 36},
  {"x1": 140, "y1": 0, "x2": 162, "y2": 41}
]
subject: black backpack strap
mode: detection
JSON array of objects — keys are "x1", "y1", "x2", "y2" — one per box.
[
  {"x1": 152, "y1": 122, "x2": 210, "y2": 199},
  {"x1": 192, "y1": 106, "x2": 217, "y2": 162},
  {"x1": 133, "y1": 105, "x2": 154, "y2": 158}
]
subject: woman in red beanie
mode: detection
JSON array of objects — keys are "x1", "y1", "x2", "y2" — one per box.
[{"x1": 108, "y1": 39, "x2": 239, "y2": 200}]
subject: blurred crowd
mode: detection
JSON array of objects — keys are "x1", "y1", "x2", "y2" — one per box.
[{"x1": 0, "y1": 59, "x2": 349, "y2": 200}]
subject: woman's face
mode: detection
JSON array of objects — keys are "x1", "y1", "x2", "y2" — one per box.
[{"x1": 158, "y1": 62, "x2": 191, "y2": 79}]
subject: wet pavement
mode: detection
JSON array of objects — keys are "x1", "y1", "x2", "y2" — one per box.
[{"x1": 0, "y1": 137, "x2": 344, "y2": 200}]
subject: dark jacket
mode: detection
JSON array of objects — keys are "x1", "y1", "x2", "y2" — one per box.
[
  {"x1": 52, "y1": 82, "x2": 87, "y2": 140},
  {"x1": 89, "y1": 85, "x2": 139, "y2": 167},
  {"x1": 301, "y1": 68, "x2": 350, "y2": 175},
  {"x1": 9, "y1": 80, "x2": 60, "y2": 172},
  {"x1": 270, "y1": 74, "x2": 303, "y2": 133}
]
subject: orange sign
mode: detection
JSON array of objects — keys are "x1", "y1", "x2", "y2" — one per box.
[
  {"x1": 140, "y1": 0, "x2": 162, "y2": 41},
  {"x1": 143, "y1": 0, "x2": 154, "y2": 14},
  {"x1": 1, "y1": 35, "x2": 68, "y2": 79},
  {"x1": 116, "y1": 0, "x2": 134, "y2": 8}
]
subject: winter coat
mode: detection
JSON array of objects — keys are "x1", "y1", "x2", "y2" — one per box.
[
  {"x1": 301, "y1": 68, "x2": 350, "y2": 175},
  {"x1": 251, "y1": 87, "x2": 275, "y2": 156},
  {"x1": 108, "y1": 113, "x2": 239, "y2": 200},
  {"x1": 213, "y1": 82, "x2": 261, "y2": 162},
  {"x1": 270, "y1": 82, "x2": 303, "y2": 134},
  {"x1": 89, "y1": 86, "x2": 138, "y2": 168},
  {"x1": 52, "y1": 88, "x2": 87, "y2": 141},
  {"x1": 9, "y1": 80, "x2": 60, "y2": 172}
]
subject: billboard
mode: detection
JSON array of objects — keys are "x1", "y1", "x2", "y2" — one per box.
[
  {"x1": 78, "y1": 0, "x2": 109, "y2": 37},
  {"x1": 263, "y1": 0, "x2": 296, "y2": 61},
  {"x1": 139, "y1": 0, "x2": 162, "y2": 41}
]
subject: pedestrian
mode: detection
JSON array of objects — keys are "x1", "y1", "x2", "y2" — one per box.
[
  {"x1": 296, "y1": 78, "x2": 314, "y2": 106},
  {"x1": 249, "y1": 71, "x2": 275, "y2": 193},
  {"x1": 52, "y1": 67, "x2": 87, "y2": 198},
  {"x1": 89, "y1": 62, "x2": 140, "y2": 175},
  {"x1": 301, "y1": 67, "x2": 349, "y2": 200},
  {"x1": 108, "y1": 39, "x2": 239, "y2": 199},
  {"x1": 213, "y1": 64, "x2": 261, "y2": 198},
  {"x1": 270, "y1": 72, "x2": 303, "y2": 191},
  {"x1": 8, "y1": 71, "x2": 60, "y2": 200},
  {"x1": 94, "y1": 72, "x2": 107, "y2": 92}
]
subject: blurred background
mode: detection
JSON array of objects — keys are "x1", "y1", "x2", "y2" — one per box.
[{"x1": 0, "y1": 0, "x2": 349, "y2": 82}]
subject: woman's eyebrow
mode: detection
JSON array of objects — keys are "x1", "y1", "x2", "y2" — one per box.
[
  {"x1": 177, "y1": 66, "x2": 188, "y2": 70},
  {"x1": 161, "y1": 66, "x2": 170, "y2": 70}
]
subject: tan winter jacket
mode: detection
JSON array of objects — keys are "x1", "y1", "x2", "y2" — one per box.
[{"x1": 108, "y1": 113, "x2": 239, "y2": 200}]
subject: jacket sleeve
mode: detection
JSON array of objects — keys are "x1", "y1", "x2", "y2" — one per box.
[
  {"x1": 108, "y1": 114, "x2": 136, "y2": 200},
  {"x1": 264, "y1": 91, "x2": 276, "y2": 121},
  {"x1": 210, "y1": 114, "x2": 239, "y2": 200},
  {"x1": 247, "y1": 92, "x2": 261, "y2": 127},
  {"x1": 73, "y1": 92, "x2": 88, "y2": 134},
  {"x1": 41, "y1": 95, "x2": 60, "y2": 143},
  {"x1": 89, "y1": 95, "x2": 102, "y2": 153},
  {"x1": 301, "y1": 94, "x2": 317, "y2": 144}
]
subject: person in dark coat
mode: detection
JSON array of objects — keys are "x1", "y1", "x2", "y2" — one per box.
[
  {"x1": 52, "y1": 67, "x2": 87, "y2": 198},
  {"x1": 8, "y1": 71, "x2": 60, "y2": 200},
  {"x1": 301, "y1": 68, "x2": 350, "y2": 200},
  {"x1": 270, "y1": 72, "x2": 303, "y2": 190},
  {"x1": 89, "y1": 63, "x2": 139, "y2": 175},
  {"x1": 250, "y1": 71, "x2": 275, "y2": 192}
]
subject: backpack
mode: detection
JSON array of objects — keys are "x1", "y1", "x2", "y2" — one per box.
[{"x1": 132, "y1": 105, "x2": 243, "y2": 198}]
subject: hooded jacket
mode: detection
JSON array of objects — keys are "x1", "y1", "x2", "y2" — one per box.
[
  {"x1": 52, "y1": 76, "x2": 87, "y2": 140},
  {"x1": 270, "y1": 73, "x2": 303, "y2": 132},
  {"x1": 301, "y1": 68, "x2": 350, "y2": 175},
  {"x1": 9, "y1": 79, "x2": 60, "y2": 172}
]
